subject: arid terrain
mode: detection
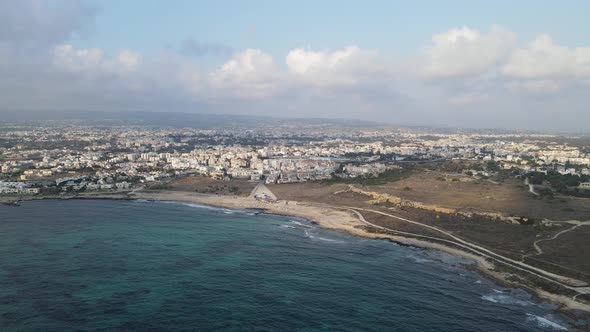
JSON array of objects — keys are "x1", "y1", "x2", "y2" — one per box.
[
  {"x1": 365, "y1": 170, "x2": 590, "y2": 221},
  {"x1": 161, "y1": 176, "x2": 257, "y2": 196}
]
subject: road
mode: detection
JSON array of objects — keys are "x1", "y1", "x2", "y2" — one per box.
[{"x1": 302, "y1": 200, "x2": 590, "y2": 299}]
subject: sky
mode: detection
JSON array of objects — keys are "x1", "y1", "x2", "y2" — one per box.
[{"x1": 1, "y1": 0, "x2": 590, "y2": 131}]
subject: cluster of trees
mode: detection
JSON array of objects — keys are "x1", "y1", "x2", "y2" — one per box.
[
  {"x1": 431, "y1": 161, "x2": 479, "y2": 173},
  {"x1": 431, "y1": 160, "x2": 503, "y2": 174},
  {"x1": 527, "y1": 171, "x2": 588, "y2": 187},
  {"x1": 325, "y1": 168, "x2": 412, "y2": 186},
  {"x1": 526, "y1": 171, "x2": 590, "y2": 197}
]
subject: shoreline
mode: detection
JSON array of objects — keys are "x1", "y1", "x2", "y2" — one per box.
[{"x1": 3, "y1": 191, "x2": 590, "y2": 318}]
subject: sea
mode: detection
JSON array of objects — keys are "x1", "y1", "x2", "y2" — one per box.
[{"x1": 0, "y1": 199, "x2": 587, "y2": 331}]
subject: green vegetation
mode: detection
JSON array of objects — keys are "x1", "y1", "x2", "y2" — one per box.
[
  {"x1": 486, "y1": 160, "x2": 501, "y2": 172},
  {"x1": 527, "y1": 171, "x2": 590, "y2": 197},
  {"x1": 432, "y1": 161, "x2": 481, "y2": 173},
  {"x1": 527, "y1": 171, "x2": 588, "y2": 188},
  {"x1": 536, "y1": 187, "x2": 554, "y2": 199},
  {"x1": 148, "y1": 183, "x2": 172, "y2": 190}
]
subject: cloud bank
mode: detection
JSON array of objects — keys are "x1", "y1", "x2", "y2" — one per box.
[{"x1": 1, "y1": 1, "x2": 589, "y2": 132}]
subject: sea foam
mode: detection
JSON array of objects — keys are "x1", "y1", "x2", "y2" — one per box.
[
  {"x1": 303, "y1": 229, "x2": 345, "y2": 243},
  {"x1": 526, "y1": 314, "x2": 568, "y2": 331},
  {"x1": 481, "y1": 293, "x2": 531, "y2": 306}
]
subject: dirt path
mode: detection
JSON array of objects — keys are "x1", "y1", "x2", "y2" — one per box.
[
  {"x1": 303, "y1": 200, "x2": 590, "y2": 300},
  {"x1": 525, "y1": 177, "x2": 539, "y2": 196},
  {"x1": 525, "y1": 222, "x2": 590, "y2": 259}
]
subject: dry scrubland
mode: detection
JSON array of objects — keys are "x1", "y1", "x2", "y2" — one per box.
[
  {"x1": 164, "y1": 176, "x2": 256, "y2": 196},
  {"x1": 366, "y1": 171, "x2": 590, "y2": 221}
]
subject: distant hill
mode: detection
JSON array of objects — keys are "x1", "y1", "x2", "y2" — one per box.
[
  {"x1": 2, "y1": 110, "x2": 584, "y2": 135},
  {"x1": 0, "y1": 110, "x2": 382, "y2": 128}
]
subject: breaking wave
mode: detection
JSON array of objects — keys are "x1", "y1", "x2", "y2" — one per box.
[
  {"x1": 526, "y1": 314, "x2": 568, "y2": 331},
  {"x1": 481, "y1": 293, "x2": 531, "y2": 306},
  {"x1": 159, "y1": 201, "x2": 239, "y2": 214},
  {"x1": 405, "y1": 254, "x2": 434, "y2": 264},
  {"x1": 303, "y1": 229, "x2": 345, "y2": 243},
  {"x1": 290, "y1": 220, "x2": 312, "y2": 228}
]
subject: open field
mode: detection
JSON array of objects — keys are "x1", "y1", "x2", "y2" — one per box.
[
  {"x1": 527, "y1": 226, "x2": 590, "y2": 282},
  {"x1": 363, "y1": 171, "x2": 590, "y2": 221},
  {"x1": 164, "y1": 175, "x2": 257, "y2": 196}
]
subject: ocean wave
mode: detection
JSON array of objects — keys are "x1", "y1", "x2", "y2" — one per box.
[
  {"x1": 279, "y1": 220, "x2": 312, "y2": 231},
  {"x1": 133, "y1": 199, "x2": 150, "y2": 203},
  {"x1": 526, "y1": 314, "x2": 568, "y2": 331},
  {"x1": 405, "y1": 254, "x2": 433, "y2": 264},
  {"x1": 150, "y1": 201, "x2": 252, "y2": 214},
  {"x1": 481, "y1": 293, "x2": 531, "y2": 306},
  {"x1": 290, "y1": 220, "x2": 312, "y2": 228},
  {"x1": 161, "y1": 201, "x2": 238, "y2": 214},
  {"x1": 315, "y1": 237, "x2": 345, "y2": 243},
  {"x1": 303, "y1": 229, "x2": 345, "y2": 243}
]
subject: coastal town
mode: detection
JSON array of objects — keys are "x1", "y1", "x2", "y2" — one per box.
[
  {"x1": 2, "y1": 124, "x2": 590, "y2": 196},
  {"x1": 5, "y1": 1, "x2": 590, "y2": 330}
]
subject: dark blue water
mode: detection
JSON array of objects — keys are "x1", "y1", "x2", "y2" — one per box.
[{"x1": 0, "y1": 200, "x2": 583, "y2": 331}]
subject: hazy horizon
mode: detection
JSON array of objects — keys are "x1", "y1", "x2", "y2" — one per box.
[{"x1": 1, "y1": 1, "x2": 589, "y2": 132}]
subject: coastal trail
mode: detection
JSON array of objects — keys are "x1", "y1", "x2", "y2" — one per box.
[
  {"x1": 301, "y1": 201, "x2": 590, "y2": 301},
  {"x1": 523, "y1": 221, "x2": 590, "y2": 260}
]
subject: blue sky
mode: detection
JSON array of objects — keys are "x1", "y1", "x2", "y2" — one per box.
[
  {"x1": 78, "y1": 0, "x2": 590, "y2": 58},
  {"x1": 2, "y1": 0, "x2": 590, "y2": 131}
]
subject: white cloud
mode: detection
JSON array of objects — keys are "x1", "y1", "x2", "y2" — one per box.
[
  {"x1": 502, "y1": 34, "x2": 590, "y2": 79},
  {"x1": 285, "y1": 46, "x2": 379, "y2": 86},
  {"x1": 421, "y1": 26, "x2": 516, "y2": 78},
  {"x1": 53, "y1": 44, "x2": 104, "y2": 72},
  {"x1": 117, "y1": 50, "x2": 141, "y2": 71},
  {"x1": 210, "y1": 49, "x2": 281, "y2": 97},
  {"x1": 52, "y1": 44, "x2": 142, "y2": 79},
  {"x1": 1, "y1": 5, "x2": 590, "y2": 132}
]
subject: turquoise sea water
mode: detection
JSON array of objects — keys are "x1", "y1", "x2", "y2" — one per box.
[{"x1": 0, "y1": 199, "x2": 585, "y2": 331}]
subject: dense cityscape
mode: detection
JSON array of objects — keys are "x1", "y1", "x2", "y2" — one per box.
[{"x1": 2, "y1": 124, "x2": 589, "y2": 197}]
